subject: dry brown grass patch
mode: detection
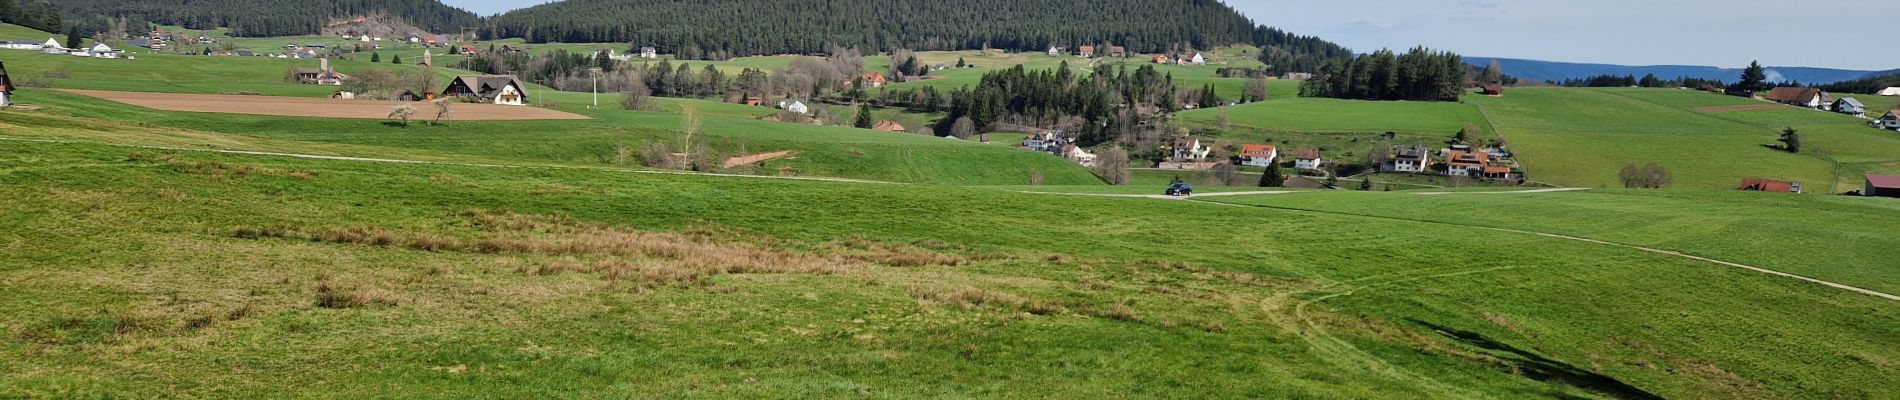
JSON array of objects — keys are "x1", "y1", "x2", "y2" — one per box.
[{"x1": 314, "y1": 279, "x2": 400, "y2": 309}]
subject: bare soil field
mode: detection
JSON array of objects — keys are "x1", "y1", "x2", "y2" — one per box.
[
  {"x1": 1692, "y1": 104, "x2": 1783, "y2": 113},
  {"x1": 59, "y1": 90, "x2": 589, "y2": 120}
]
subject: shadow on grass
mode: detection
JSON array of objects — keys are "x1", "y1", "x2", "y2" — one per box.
[{"x1": 1408, "y1": 319, "x2": 1662, "y2": 400}]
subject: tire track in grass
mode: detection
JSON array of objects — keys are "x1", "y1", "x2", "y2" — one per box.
[{"x1": 1184, "y1": 197, "x2": 1900, "y2": 302}]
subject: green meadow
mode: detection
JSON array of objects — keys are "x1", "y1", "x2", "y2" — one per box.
[
  {"x1": 0, "y1": 133, "x2": 1893, "y2": 398},
  {"x1": 4, "y1": 25, "x2": 1900, "y2": 398}
]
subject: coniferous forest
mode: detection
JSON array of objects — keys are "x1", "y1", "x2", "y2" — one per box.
[
  {"x1": 487, "y1": 0, "x2": 1348, "y2": 73},
  {"x1": 1299, "y1": 47, "x2": 1469, "y2": 102},
  {"x1": 41, "y1": 0, "x2": 479, "y2": 37}
]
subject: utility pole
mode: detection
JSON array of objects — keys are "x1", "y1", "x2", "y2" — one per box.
[{"x1": 589, "y1": 67, "x2": 602, "y2": 109}]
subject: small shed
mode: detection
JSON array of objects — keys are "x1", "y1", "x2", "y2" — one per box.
[
  {"x1": 1482, "y1": 85, "x2": 1504, "y2": 96},
  {"x1": 1865, "y1": 174, "x2": 1900, "y2": 198}
]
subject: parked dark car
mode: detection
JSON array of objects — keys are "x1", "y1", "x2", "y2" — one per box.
[{"x1": 1165, "y1": 182, "x2": 1193, "y2": 196}]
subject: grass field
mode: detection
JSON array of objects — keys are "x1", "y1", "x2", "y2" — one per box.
[
  {"x1": 5, "y1": 30, "x2": 1900, "y2": 397},
  {"x1": 0, "y1": 135, "x2": 1893, "y2": 398},
  {"x1": 1465, "y1": 87, "x2": 1890, "y2": 189},
  {"x1": 8, "y1": 88, "x2": 1099, "y2": 186}
]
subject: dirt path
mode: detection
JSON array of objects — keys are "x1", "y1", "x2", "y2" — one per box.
[
  {"x1": 0, "y1": 136, "x2": 889, "y2": 185},
  {"x1": 59, "y1": 89, "x2": 590, "y2": 121}
]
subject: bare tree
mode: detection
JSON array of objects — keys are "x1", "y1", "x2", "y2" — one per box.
[
  {"x1": 950, "y1": 117, "x2": 976, "y2": 139},
  {"x1": 1210, "y1": 162, "x2": 1243, "y2": 186},
  {"x1": 387, "y1": 104, "x2": 416, "y2": 126},
  {"x1": 1619, "y1": 162, "x2": 1673, "y2": 188},
  {"x1": 620, "y1": 79, "x2": 657, "y2": 111},
  {"x1": 431, "y1": 101, "x2": 452, "y2": 126},
  {"x1": 1093, "y1": 147, "x2": 1132, "y2": 185}
]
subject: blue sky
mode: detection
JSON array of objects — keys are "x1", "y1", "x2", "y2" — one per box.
[{"x1": 440, "y1": 0, "x2": 1889, "y2": 70}]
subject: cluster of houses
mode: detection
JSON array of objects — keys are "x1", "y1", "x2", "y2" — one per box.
[
  {"x1": 0, "y1": 38, "x2": 124, "y2": 59},
  {"x1": 1375, "y1": 143, "x2": 1519, "y2": 180},
  {"x1": 1763, "y1": 86, "x2": 1878, "y2": 117},
  {"x1": 1151, "y1": 53, "x2": 1206, "y2": 65},
  {"x1": 1153, "y1": 137, "x2": 1325, "y2": 173},
  {"x1": 1022, "y1": 131, "x2": 1097, "y2": 167}
]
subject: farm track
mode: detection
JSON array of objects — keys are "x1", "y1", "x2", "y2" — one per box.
[{"x1": 1185, "y1": 197, "x2": 1900, "y2": 302}]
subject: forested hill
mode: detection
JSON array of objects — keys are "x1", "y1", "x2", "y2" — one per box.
[
  {"x1": 46, "y1": 0, "x2": 480, "y2": 37},
  {"x1": 487, "y1": 0, "x2": 1350, "y2": 72}
]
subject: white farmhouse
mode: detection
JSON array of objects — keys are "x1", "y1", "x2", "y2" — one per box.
[
  {"x1": 86, "y1": 43, "x2": 120, "y2": 59},
  {"x1": 1878, "y1": 87, "x2": 1900, "y2": 96},
  {"x1": 1292, "y1": 148, "x2": 1323, "y2": 171},
  {"x1": 1238, "y1": 144, "x2": 1277, "y2": 167},
  {"x1": 443, "y1": 75, "x2": 530, "y2": 106},
  {"x1": 1171, "y1": 138, "x2": 1211, "y2": 161},
  {"x1": 0, "y1": 40, "x2": 41, "y2": 51},
  {"x1": 40, "y1": 38, "x2": 63, "y2": 54},
  {"x1": 774, "y1": 99, "x2": 810, "y2": 115}
]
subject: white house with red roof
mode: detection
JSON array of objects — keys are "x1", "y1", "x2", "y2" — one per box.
[
  {"x1": 1238, "y1": 144, "x2": 1278, "y2": 167},
  {"x1": 1292, "y1": 148, "x2": 1322, "y2": 170}
]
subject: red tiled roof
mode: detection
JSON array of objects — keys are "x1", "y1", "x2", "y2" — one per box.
[
  {"x1": 1446, "y1": 149, "x2": 1488, "y2": 167},
  {"x1": 1240, "y1": 144, "x2": 1276, "y2": 158},
  {"x1": 1766, "y1": 87, "x2": 1822, "y2": 102},
  {"x1": 1741, "y1": 178, "x2": 1795, "y2": 193},
  {"x1": 1483, "y1": 166, "x2": 1512, "y2": 174},
  {"x1": 872, "y1": 121, "x2": 905, "y2": 132},
  {"x1": 1868, "y1": 174, "x2": 1900, "y2": 189}
]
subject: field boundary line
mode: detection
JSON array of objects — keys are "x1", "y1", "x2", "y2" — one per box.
[
  {"x1": 1174, "y1": 197, "x2": 1900, "y2": 302},
  {"x1": 0, "y1": 136, "x2": 896, "y2": 185}
]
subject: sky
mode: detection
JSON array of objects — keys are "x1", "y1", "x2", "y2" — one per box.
[{"x1": 440, "y1": 0, "x2": 1889, "y2": 71}]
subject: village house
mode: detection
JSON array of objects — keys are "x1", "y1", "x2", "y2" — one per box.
[
  {"x1": 1022, "y1": 131, "x2": 1065, "y2": 152},
  {"x1": 84, "y1": 43, "x2": 120, "y2": 59},
  {"x1": 1107, "y1": 46, "x2": 1127, "y2": 57},
  {"x1": 871, "y1": 121, "x2": 906, "y2": 132},
  {"x1": 0, "y1": 61, "x2": 14, "y2": 107},
  {"x1": 1077, "y1": 45, "x2": 1095, "y2": 58},
  {"x1": 1878, "y1": 87, "x2": 1900, "y2": 96},
  {"x1": 1482, "y1": 85, "x2": 1504, "y2": 96},
  {"x1": 1237, "y1": 144, "x2": 1278, "y2": 167},
  {"x1": 1833, "y1": 97, "x2": 1865, "y2": 116},
  {"x1": 40, "y1": 38, "x2": 63, "y2": 54},
  {"x1": 1739, "y1": 177, "x2": 1801, "y2": 194},
  {"x1": 858, "y1": 73, "x2": 887, "y2": 88},
  {"x1": 1881, "y1": 110, "x2": 1900, "y2": 130},
  {"x1": 1060, "y1": 144, "x2": 1098, "y2": 167},
  {"x1": 1180, "y1": 53, "x2": 1205, "y2": 65},
  {"x1": 638, "y1": 47, "x2": 659, "y2": 59},
  {"x1": 1170, "y1": 138, "x2": 1211, "y2": 161},
  {"x1": 1046, "y1": 46, "x2": 1064, "y2": 56},
  {"x1": 296, "y1": 59, "x2": 348, "y2": 85},
  {"x1": 1293, "y1": 148, "x2": 1322, "y2": 171},
  {"x1": 1765, "y1": 87, "x2": 1828, "y2": 109},
  {"x1": 1865, "y1": 174, "x2": 1900, "y2": 198},
  {"x1": 1152, "y1": 54, "x2": 1170, "y2": 64},
  {"x1": 1382, "y1": 145, "x2": 1431, "y2": 173},
  {"x1": 774, "y1": 99, "x2": 810, "y2": 115},
  {"x1": 1444, "y1": 148, "x2": 1489, "y2": 177},
  {"x1": 1281, "y1": 72, "x2": 1313, "y2": 80},
  {"x1": 443, "y1": 75, "x2": 530, "y2": 106}
]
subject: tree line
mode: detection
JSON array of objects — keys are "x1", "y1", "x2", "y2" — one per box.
[
  {"x1": 1299, "y1": 47, "x2": 1467, "y2": 102},
  {"x1": 42, "y1": 0, "x2": 479, "y2": 38},
  {"x1": 486, "y1": 0, "x2": 1349, "y2": 74},
  {"x1": 0, "y1": 0, "x2": 61, "y2": 35}
]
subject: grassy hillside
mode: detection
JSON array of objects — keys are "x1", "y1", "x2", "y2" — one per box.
[
  {"x1": 8, "y1": 88, "x2": 1098, "y2": 186},
  {"x1": 0, "y1": 134, "x2": 1893, "y2": 398},
  {"x1": 1470, "y1": 88, "x2": 1900, "y2": 190},
  {"x1": 0, "y1": 23, "x2": 56, "y2": 41}
]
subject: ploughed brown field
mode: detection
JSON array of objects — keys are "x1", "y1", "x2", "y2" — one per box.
[{"x1": 57, "y1": 89, "x2": 591, "y2": 121}]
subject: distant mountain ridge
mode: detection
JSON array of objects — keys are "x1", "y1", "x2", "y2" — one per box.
[{"x1": 1465, "y1": 57, "x2": 1898, "y2": 85}]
